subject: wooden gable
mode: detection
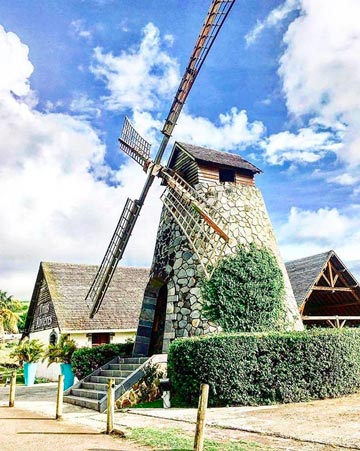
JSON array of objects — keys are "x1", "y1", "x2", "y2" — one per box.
[
  {"x1": 286, "y1": 251, "x2": 360, "y2": 328},
  {"x1": 23, "y1": 265, "x2": 59, "y2": 336}
]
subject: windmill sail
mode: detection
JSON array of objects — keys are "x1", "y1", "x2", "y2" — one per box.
[
  {"x1": 118, "y1": 117, "x2": 152, "y2": 170},
  {"x1": 86, "y1": 198, "x2": 140, "y2": 317},
  {"x1": 161, "y1": 171, "x2": 229, "y2": 279},
  {"x1": 87, "y1": 0, "x2": 236, "y2": 317}
]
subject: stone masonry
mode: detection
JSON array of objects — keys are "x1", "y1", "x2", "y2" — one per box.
[{"x1": 134, "y1": 181, "x2": 303, "y2": 356}]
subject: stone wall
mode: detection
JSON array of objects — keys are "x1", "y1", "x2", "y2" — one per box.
[{"x1": 134, "y1": 181, "x2": 303, "y2": 356}]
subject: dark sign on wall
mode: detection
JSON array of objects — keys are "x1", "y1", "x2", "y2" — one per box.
[{"x1": 32, "y1": 301, "x2": 58, "y2": 331}]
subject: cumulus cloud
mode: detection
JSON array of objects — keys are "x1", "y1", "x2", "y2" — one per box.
[
  {"x1": 91, "y1": 22, "x2": 180, "y2": 112},
  {"x1": 279, "y1": 0, "x2": 360, "y2": 168},
  {"x1": 261, "y1": 126, "x2": 342, "y2": 165},
  {"x1": 0, "y1": 25, "x2": 162, "y2": 300},
  {"x1": 0, "y1": 25, "x2": 33, "y2": 96},
  {"x1": 174, "y1": 108, "x2": 265, "y2": 151},
  {"x1": 278, "y1": 206, "x2": 360, "y2": 276}
]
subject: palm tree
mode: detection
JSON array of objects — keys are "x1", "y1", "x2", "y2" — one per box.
[{"x1": 0, "y1": 290, "x2": 21, "y2": 341}]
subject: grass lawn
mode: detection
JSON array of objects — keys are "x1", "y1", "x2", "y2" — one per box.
[{"x1": 129, "y1": 427, "x2": 270, "y2": 451}]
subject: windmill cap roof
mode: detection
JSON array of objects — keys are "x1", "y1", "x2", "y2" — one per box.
[{"x1": 175, "y1": 142, "x2": 262, "y2": 174}]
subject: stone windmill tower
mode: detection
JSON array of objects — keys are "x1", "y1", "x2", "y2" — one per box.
[{"x1": 133, "y1": 142, "x2": 303, "y2": 356}]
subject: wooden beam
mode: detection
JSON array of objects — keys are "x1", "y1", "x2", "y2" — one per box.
[
  {"x1": 312, "y1": 286, "x2": 352, "y2": 292},
  {"x1": 328, "y1": 260, "x2": 334, "y2": 287},
  {"x1": 321, "y1": 301, "x2": 360, "y2": 309},
  {"x1": 302, "y1": 315, "x2": 360, "y2": 320}
]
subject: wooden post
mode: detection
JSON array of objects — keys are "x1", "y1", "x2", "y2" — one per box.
[
  {"x1": 106, "y1": 378, "x2": 115, "y2": 434},
  {"x1": 56, "y1": 374, "x2": 64, "y2": 420},
  {"x1": 9, "y1": 371, "x2": 16, "y2": 407},
  {"x1": 194, "y1": 383, "x2": 209, "y2": 451}
]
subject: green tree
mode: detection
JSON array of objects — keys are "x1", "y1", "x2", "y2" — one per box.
[
  {"x1": 201, "y1": 243, "x2": 286, "y2": 332},
  {"x1": 0, "y1": 290, "x2": 21, "y2": 340}
]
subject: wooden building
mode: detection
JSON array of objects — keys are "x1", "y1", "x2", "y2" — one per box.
[
  {"x1": 23, "y1": 262, "x2": 149, "y2": 379},
  {"x1": 167, "y1": 142, "x2": 262, "y2": 187},
  {"x1": 286, "y1": 250, "x2": 360, "y2": 328}
]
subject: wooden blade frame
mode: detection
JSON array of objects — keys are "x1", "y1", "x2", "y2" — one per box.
[
  {"x1": 87, "y1": 0, "x2": 236, "y2": 316},
  {"x1": 86, "y1": 198, "x2": 140, "y2": 317},
  {"x1": 119, "y1": 117, "x2": 152, "y2": 169},
  {"x1": 161, "y1": 171, "x2": 230, "y2": 279}
]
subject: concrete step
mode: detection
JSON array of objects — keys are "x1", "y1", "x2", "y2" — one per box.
[
  {"x1": 89, "y1": 375, "x2": 125, "y2": 384},
  {"x1": 70, "y1": 388, "x2": 106, "y2": 400},
  {"x1": 100, "y1": 369, "x2": 133, "y2": 378},
  {"x1": 81, "y1": 381, "x2": 108, "y2": 391},
  {"x1": 108, "y1": 363, "x2": 140, "y2": 371},
  {"x1": 118, "y1": 357, "x2": 148, "y2": 364},
  {"x1": 63, "y1": 395, "x2": 100, "y2": 411}
]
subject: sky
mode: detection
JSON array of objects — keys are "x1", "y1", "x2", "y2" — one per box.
[{"x1": 0, "y1": 0, "x2": 359, "y2": 300}]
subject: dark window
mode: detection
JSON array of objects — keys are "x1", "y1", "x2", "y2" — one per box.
[
  {"x1": 49, "y1": 330, "x2": 58, "y2": 345},
  {"x1": 92, "y1": 333, "x2": 110, "y2": 347},
  {"x1": 219, "y1": 168, "x2": 236, "y2": 183}
]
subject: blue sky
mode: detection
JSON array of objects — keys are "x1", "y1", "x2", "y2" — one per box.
[{"x1": 0, "y1": 0, "x2": 359, "y2": 299}]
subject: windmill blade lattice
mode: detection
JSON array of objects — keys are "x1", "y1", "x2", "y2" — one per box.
[
  {"x1": 161, "y1": 171, "x2": 230, "y2": 279},
  {"x1": 86, "y1": 198, "x2": 140, "y2": 317},
  {"x1": 119, "y1": 116, "x2": 152, "y2": 170}
]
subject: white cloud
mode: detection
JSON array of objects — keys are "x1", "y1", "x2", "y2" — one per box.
[
  {"x1": 91, "y1": 22, "x2": 180, "y2": 112},
  {"x1": 174, "y1": 108, "x2": 265, "y2": 151},
  {"x1": 245, "y1": 0, "x2": 300, "y2": 46},
  {"x1": 0, "y1": 25, "x2": 162, "y2": 300},
  {"x1": 279, "y1": 207, "x2": 360, "y2": 278},
  {"x1": 70, "y1": 93, "x2": 102, "y2": 119},
  {"x1": 71, "y1": 19, "x2": 92, "y2": 40},
  {"x1": 0, "y1": 25, "x2": 33, "y2": 96},
  {"x1": 279, "y1": 0, "x2": 360, "y2": 168},
  {"x1": 261, "y1": 126, "x2": 342, "y2": 165}
]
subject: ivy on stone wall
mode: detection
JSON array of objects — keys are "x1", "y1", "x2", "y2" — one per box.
[{"x1": 201, "y1": 243, "x2": 285, "y2": 332}]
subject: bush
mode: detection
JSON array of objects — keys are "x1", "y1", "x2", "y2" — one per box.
[
  {"x1": 71, "y1": 342, "x2": 133, "y2": 380},
  {"x1": 201, "y1": 244, "x2": 285, "y2": 332},
  {"x1": 168, "y1": 329, "x2": 360, "y2": 407},
  {"x1": 44, "y1": 334, "x2": 77, "y2": 365},
  {"x1": 10, "y1": 338, "x2": 45, "y2": 365}
]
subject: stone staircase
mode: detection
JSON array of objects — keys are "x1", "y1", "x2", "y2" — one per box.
[{"x1": 63, "y1": 355, "x2": 154, "y2": 412}]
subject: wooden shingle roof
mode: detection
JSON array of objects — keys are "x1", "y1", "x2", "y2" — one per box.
[
  {"x1": 285, "y1": 250, "x2": 360, "y2": 308},
  {"x1": 40, "y1": 262, "x2": 149, "y2": 331},
  {"x1": 172, "y1": 142, "x2": 262, "y2": 174}
]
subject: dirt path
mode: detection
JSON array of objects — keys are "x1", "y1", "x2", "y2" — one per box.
[
  {"x1": 0, "y1": 405, "x2": 144, "y2": 451},
  {"x1": 2, "y1": 383, "x2": 360, "y2": 450}
]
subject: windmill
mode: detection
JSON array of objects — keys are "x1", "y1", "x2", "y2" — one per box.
[{"x1": 86, "y1": 1, "x2": 236, "y2": 318}]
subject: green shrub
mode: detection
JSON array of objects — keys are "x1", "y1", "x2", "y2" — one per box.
[
  {"x1": 201, "y1": 244, "x2": 285, "y2": 332},
  {"x1": 168, "y1": 329, "x2": 360, "y2": 407},
  {"x1": 71, "y1": 342, "x2": 133, "y2": 380}
]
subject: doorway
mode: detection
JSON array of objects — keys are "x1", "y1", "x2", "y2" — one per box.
[{"x1": 148, "y1": 284, "x2": 168, "y2": 355}]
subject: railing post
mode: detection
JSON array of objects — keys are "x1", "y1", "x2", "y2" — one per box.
[
  {"x1": 106, "y1": 378, "x2": 115, "y2": 434},
  {"x1": 9, "y1": 371, "x2": 16, "y2": 407},
  {"x1": 56, "y1": 374, "x2": 64, "y2": 420},
  {"x1": 194, "y1": 383, "x2": 209, "y2": 451}
]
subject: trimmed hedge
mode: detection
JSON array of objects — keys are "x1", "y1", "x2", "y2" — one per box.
[
  {"x1": 71, "y1": 342, "x2": 133, "y2": 380},
  {"x1": 168, "y1": 329, "x2": 360, "y2": 406}
]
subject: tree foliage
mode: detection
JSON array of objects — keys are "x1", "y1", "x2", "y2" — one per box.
[
  {"x1": 0, "y1": 290, "x2": 21, "y2": 339},
  {"x1": 10, "y1": 338, "x2": 45, "y2": 365},
  {"x1": 43, "y1": 334, "x2": 77, "y2": 365},
  {"x1": 201, "y1": 244, "x2": 285, "y2": 332}
]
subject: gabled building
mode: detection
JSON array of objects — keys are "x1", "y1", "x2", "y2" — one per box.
[
  {"x1": 286, "y1": 250, "x2": 360, "y2": 328},
  {"x1": 23, "y1": 262, "x2": 149, "y2": 379}
]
